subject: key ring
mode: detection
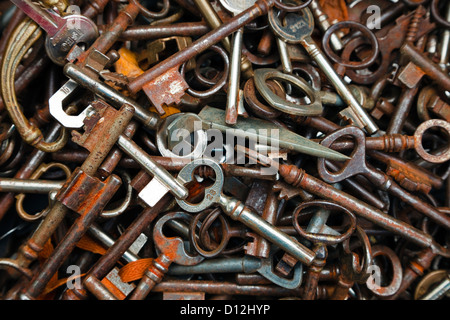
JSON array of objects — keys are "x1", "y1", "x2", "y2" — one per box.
[
  {"x1": 367, "y1": 245, "x2": 403, "y2": 297},
  {"x1": 189, "y1": 207, "x2": 230, "y2": 258},
  {"x1": 180, "y1": 45, "x2": 229, "y2": 99},
  {"x1": 322, "y1": 20, "x2": 380, "y2": 70},
  {"x1": 243, "y1": 77, "x2": 284, "y2": 119}
]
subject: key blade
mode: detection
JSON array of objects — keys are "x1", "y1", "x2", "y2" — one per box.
[
  {"x1": 199, "y1": 106, "x2": 350, "y2": 161},
  {"x1": 11, "y1": 0, "x2": 64, "y2": 36}
]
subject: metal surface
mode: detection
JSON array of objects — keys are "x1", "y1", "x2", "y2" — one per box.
[{"x1": 0, "y1": 0, "x2": 449, "y2": 302}]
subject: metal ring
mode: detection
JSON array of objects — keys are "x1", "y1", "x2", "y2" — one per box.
[
  {"x1": 244, "y1": 77, "x2": 284, "y2": 119},
  {"x1": 367, "y1": 245, "x2": 403, "y2": 297},
  {"x1": 194, "y1": 51, "x2": 223, "y2": 87},
  {"x1": 292, "y1": 200, "x2": 357, "y2": 245},
  {"x1": 431, "y1": 0, "x2": 450, "y2": 28},
  {"x1": 414, "y1": 119, "x2": 450, "y2": 164},
  {"x1": 101, "y1": 171, "x2": 133, "y2": 219},
  {"x1": 341, "y1": 226, "x2": 373, "y2": 284},
  {"x1": 189, "y1": 208, "x2": 230, "y2": 258},
  {"x1": 322, "y1": 21, "x2": 380, "y2": 70},
  {"x1": 130, "y1": 0, "x2": 170, "y2": 19},
  {"x1": 180, "y1": 45, "x2": 229, "y2": 99},
  {"x1": 273, "y1": 0, "x2": 312, "y2": 13},
  {"x1": 16, "y1": 162, "x2": 71, "y2": 222}
]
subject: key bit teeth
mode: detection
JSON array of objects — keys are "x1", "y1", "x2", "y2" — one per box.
[{"x1": 273, "y1": 180, "x2": 312, "y2": 201}]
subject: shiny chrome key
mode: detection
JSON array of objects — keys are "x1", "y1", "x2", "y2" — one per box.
[{"x1": 219, "y1": 0, "x2": 256, "y2": 125}]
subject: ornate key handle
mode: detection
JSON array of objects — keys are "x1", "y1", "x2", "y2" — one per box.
[
  {"x1": 128, "y1": 211, "x2": 204, "y2": 300},
  {"x1": 176, "y1": 158, "x2": 225, "y2": 213},
  {"x1": 292, "y1": 200, "x2": 357, "y2": 246},
  {"x1": 0, "y1": 19, "x2": 69, "y2": 152}
]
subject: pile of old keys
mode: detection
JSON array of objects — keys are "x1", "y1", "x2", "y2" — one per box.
[{"x1": 0, "y1": 0, "x2": 448, "y2": 301}]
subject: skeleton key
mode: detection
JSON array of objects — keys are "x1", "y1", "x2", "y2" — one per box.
[
  {"x1": 268, "y1": 7, "x2": 379, "y2": 135},
  {"x1": 49, "y1": 63, "x2": 188, "y2": 206},
  {"x1": 168, "y1": 247, "x2": 303, "y2": 289},
  {"x1": 10, "y1": 0, "x2": 98, "y2": 65},
  {"x1": 317, "y1": 126, "x2": 450, "y2": 230},
  {"x1": 293, "y1": 200, "x2": 356, "y2": 300},
  {"x1": 176, "y1": 158, "x2": 316, "y2": 266},
  {"x1": 127, "y1": 212, "x2": 204, "y2": 300},
  {"x1": 218, "y1": 0, "x2": 256, "y2": 124}
]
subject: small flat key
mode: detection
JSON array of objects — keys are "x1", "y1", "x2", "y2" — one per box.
[
  {"x1": 11, "y1": 0, "x2": 98, "y2": 65},
  {"x1": 268, "y1": 7, "x2": 379, "y2": 135},
  {"x1": 219, "y1": 0, "x2": 256, "y2": 125}
]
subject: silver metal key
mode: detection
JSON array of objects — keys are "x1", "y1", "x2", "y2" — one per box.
[
  {"x1": 268, "y1": 7, "x2": 379, "y2": 134},
  {"x1": 176, "y1": 158, "x2": 316, "y2": 265},
  {"x1": 309, "y1": 0, "x2": 343, "y2": 51},
  {"x1": 219, "y1": 0, "x2": 256, "y2": 125}
]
